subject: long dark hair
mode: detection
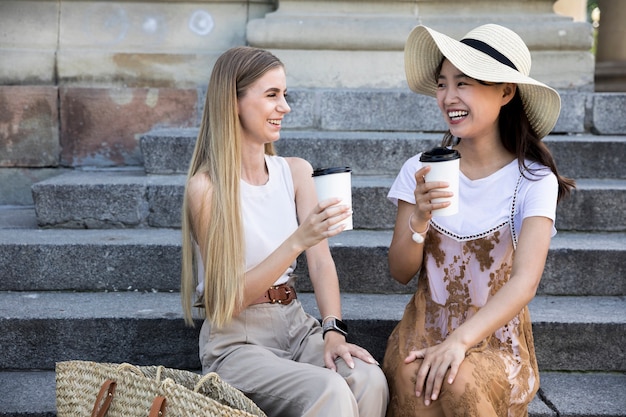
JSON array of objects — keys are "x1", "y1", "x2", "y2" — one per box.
[{"x1": 442, "y1": 90, "x2": 575, "y2": 203}]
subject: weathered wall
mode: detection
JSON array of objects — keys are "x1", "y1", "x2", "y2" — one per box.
[
  {"x1": 0, "y1": 0, "x2": 603, "y2": 205},
  {"x1": 0, "y1": 0, "x2": 275, "y2": 204}
]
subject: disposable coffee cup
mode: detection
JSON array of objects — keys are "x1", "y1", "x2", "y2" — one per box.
[
  {"x1": 312, "y1": 166, "x2": 353, "y2": 230},
  {"x1": 419, "y1": 147, "x2": 461, "y2": 216}
]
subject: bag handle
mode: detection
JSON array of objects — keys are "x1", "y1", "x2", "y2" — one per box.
[
  {"x1": 91, "y1": 379, "x2": 167, "y2": 417},
  {"x1": 117, "y1": 363, "x2": 145, "y2": 376},
  {"x1": 148, "y1": 397, "x2": 167, "y2": 417},
  {"x1": 91, "y1": 379, "x2": 116, "y2": 417},
  {"x1": 193, "y1": 372, "x2": 217, "y2": 393}
]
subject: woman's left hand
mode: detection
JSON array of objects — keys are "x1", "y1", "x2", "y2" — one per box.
[
  {"x1": 323, "y1": 332, "x2": 379, "y2": 371},
  {"x1": 404, "y1": 338, "x2": 466, "y2": 406}
]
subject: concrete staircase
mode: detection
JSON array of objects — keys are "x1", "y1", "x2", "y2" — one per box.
[{"x1": 1, "y1": 98, "x2": 625, "y2": 415}]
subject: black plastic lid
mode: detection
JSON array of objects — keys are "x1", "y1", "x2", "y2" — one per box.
[
  {"x1": 312, "y1": 166, "x2": 352, "y2": 177},
  {"x1": 419, "y1": 147, "x2": 461, "y2": 162}
]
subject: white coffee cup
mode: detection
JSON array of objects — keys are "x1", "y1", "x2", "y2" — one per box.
[
  {"x1": 312, "y1": 167, "x2": 353, "y2": 230},
  {"x1": 419, "y1": 147, "x2": 461, "y2": 216}
]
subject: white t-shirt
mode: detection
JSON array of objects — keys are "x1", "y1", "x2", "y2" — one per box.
[{"x1": 388, "y1": 153, "x2": 558, "y2": 242}]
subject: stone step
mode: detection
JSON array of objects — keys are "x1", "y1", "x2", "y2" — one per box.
[
  {"x1": 1, "y1": 369, "x2": 624, "y2": 417},
  {"x1": 0, "y1": 292, "x2": 624, "y2": 373},
  {"x1": 141, "y1": 129, "x2": 626, "y2": 180},
  {"x1": 30, "y1": 170, "x2": 626, "y2": 231},
  {"x1": 0, "y1": 216, "x2": 624, "y2": 296}
]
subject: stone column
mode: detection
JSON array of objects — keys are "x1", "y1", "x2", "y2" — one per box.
[
  {"x1": 247, "y1": 0, "x2": 595, "y2": 91},
  {"x1": 595, "y1": 0, "x2": 626, "y2": 91}
]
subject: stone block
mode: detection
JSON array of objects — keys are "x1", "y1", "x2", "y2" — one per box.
[
  {"x1": 545, "y1": 135, "x2": 626, "y2": 179},
  {"x1": 57, "y1": 50, "x2": 222, "y2": 88},
  {"x1": 275, "y1": 131, "x2": 440, "y2": 176},
  {"x1": 0, "y1": 1, "x2": 58, "y2": 48},
  {"x1": 539, "y1": 372, "x2": 626, "y2": 415},
  {"x1": 553, "y1": 91, "x2": 587, "y2": 134},
  {"x1": 0, "y1": 50, "x2": 57, "y2": 85},
  {"x1": 0, "y1": 229, "x2": 182, "y2": 292},
  {"x1": 32, "y1": 170, "x2": 149, "y2": 228},
  {"x1": 273, "y1": 49, "x2": 407, "y2": 89},
  {"x1": 56, "y1": 1, "x2": 273, "y2": 86},
  {"x1": 319, "y1": 90, "x2": 446, "y2": 132},
  {"x1": 141, "y1": 128, "x2": 197, "y2": 174},
  {"x1": 59, "y1": 2, "x2": 257, "y2": 52},
  {"x1": 283, "y1": 89, "x2": 317, "y2": 129},
  {"x1": 146, "y1": 175, "x2": 186, "y2": 228},
  {"x1": 0, "y1": 86, "x2": 59, "y2": 167},
  {"x1": 59, "y1": 87, "x2": 198, "y2": 167},
  {"x1": 0, "y1": 0, "x2": 58, "y2": 83},
  {"x1": 555, "y1": 179, "x2": 626, "y2": 231},
  {"x1": 592, "y1": 93, "x2": 626, "y2": 134}
]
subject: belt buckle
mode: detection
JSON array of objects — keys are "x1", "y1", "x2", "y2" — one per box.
[{"x1": 267, "y1": 285, "x2": 291, "y2": 304}]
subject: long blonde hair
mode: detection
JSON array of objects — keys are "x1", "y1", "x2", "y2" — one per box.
[{"x1": 181, "y1": 47, "x2": 282, "y2": 327}]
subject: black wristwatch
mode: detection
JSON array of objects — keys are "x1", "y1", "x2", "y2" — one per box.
[{"x1": 322, "y1": 317, "x2": 348, "y2": 339}]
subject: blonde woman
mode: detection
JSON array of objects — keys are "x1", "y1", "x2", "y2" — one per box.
[
  {"x1": 180, "y1": 46, "x2": 388, "y2": 417},
  {"x1": 383, "y1": 25, "x2": 575, "y2": 416}
]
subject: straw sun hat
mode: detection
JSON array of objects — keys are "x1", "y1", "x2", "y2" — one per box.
[{"x1": 404, "y1": 24, "x2": 561, "y2": 139}]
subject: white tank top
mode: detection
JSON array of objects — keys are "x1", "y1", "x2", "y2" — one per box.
[
  {"x1": 241, "y1": 155, "x2": 298, "y2": 285},
  {"x1": 195, "y1": 155, "x2": 298, "y2": 295}
]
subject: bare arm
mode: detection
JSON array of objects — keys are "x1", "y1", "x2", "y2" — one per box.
[
  {"x1": 388, "y1": 166, "x2": 453, "y2": 284},
  {"x1": 186, "y1": 168, "x2": 349, "y2": 312},
  {"x1": 288, "y1": 157, "x2": 378, "y2": 370}
]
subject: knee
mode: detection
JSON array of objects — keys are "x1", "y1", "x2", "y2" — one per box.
[
  {"x1": 444, "y1": 364, "x2": 472, "y2": 399},
  {"x1": 313, "y1": 371, "x2": 358, "y2": 410},
  {"x1": 324, "y1": 370, "x2": 355, "y2": 395},
  {"x1": 393, "y1": 360, "x2": 420, "y2": 393},
  {"x1": 442, "y1": 358, "x2": 495, "y2": 401},
  {"x1": 363, "y1": 364, "x2": 389, "y2": 396},
  {"x1": 345, "y1": 360, "x2": 389, "y2": 410}
]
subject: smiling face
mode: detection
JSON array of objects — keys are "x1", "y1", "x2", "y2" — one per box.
[
  {"x1": 436, "y1": 59, "x2": 515, "y2": 142},
  {"x1": 237, "y1": 66, "x2": 291, "y2": 147}
]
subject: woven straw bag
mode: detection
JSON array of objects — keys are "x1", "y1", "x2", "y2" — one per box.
[{"x1": 56, "y1": 360, "x2": 267, "y2": 417}]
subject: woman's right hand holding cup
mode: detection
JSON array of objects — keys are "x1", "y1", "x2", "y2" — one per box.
[
  {"x1": 413, "y1": 166, "x2": 453, "y2": 223},
  {"x1": 295, "y1": 197, "x2": 352, "y2": 250}
]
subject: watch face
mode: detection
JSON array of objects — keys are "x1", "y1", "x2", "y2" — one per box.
[{"x1": 335, "y1": 319, "x2": 348, "y2": 333}]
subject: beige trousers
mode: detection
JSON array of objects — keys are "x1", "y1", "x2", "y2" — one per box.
[{"x1": 199, "y1": 299, "x2": 388, "y2": 417}]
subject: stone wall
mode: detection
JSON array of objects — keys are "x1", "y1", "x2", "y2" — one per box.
[
  {"x1": 0, "y1": 0, "x2": 607, "y2": 205},
  {"x1": 0, "y1": 0, "x2": 274, "y2": 204}
]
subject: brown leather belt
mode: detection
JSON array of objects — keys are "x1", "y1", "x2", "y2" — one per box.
[{"x1": 251, "y1": 283, "x2": 297, "y2": 305}]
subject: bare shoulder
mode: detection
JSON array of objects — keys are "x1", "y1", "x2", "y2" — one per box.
[
  {"x1": 284, "y1": 156, "x2": 313, "y2": 175},
  {"x1": 188, "y1": 171, "x2": 211, "y2": 190},
  {"x1": 284, "y1": 157, "x2": 314, "y2": 196},
  {"x1": 186, "y1": 172, "x2": 213, "y2": 205}
]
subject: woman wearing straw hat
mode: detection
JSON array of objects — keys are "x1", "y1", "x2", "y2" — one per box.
[
  {"x1": 180, "y1": 46, "x2": 388, "y2": 417},
  {"x1": 382, "y1": 24, "x2": 575, "y2": 416}
]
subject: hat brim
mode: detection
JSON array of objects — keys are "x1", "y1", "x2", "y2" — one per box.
[{"x1": 404, "y1": 25, "x2": 560, "y2": 139}]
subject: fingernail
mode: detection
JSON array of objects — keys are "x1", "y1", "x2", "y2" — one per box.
[{"x1": 424, "y1": 399, "x2": 430, "y2": 406}]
